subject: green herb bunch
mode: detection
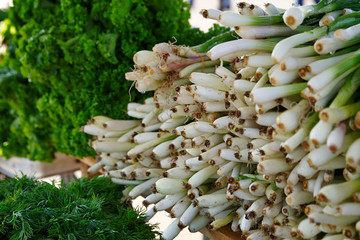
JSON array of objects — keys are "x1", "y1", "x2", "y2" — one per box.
[
  {"x1": 0, "y1": 0, "x2": 228, "y2": 161},
  {"x1": 0, "y1": 176, "x2": 158, "y2": 240}
]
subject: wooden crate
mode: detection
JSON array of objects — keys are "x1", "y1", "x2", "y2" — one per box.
[
  {"x1": 201, "y1": 225, "x2": 245, "y2": 240},
  {"x1": 0, "y1": 152, "x2": 81, "y2": 178}
]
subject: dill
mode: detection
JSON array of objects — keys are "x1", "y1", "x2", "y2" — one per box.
[{"x1": 0, "y1": 176, "x2": 159, "y2": 240}]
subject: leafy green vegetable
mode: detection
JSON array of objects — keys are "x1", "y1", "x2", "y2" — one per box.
[
  {"x1": 0, "y1": 0, "x2": 228, "y2": 161},
  {"x1": 0, "y1": 176, "x2": 158, "y2": 240},
  {"x1": 0, "y1": 67, "x2": 54, "y2": 160}
]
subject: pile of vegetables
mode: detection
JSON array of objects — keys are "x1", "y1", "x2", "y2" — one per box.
[
  {"x1": 0, "y1": 0, "x2": 228, "y2": 161},
  {"x1": 0, "y1": 176, "x2": 158, "y2": 239},
  {"x1": 84, "y1": 0, "x2": 360, "y2": 239}
]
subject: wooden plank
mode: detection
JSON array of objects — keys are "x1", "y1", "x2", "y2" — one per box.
[
  {"x1": 80, "y1": 162, "x2": 89, "y2": 178},
  {"x1": 200, "y1": 225, "x2": 245, "y2": 240},
  {"x1": 79, "y1": 156, "x2": 97, "y2": 167},
  {"x1": 0, "y1": 152, "x2": 81, "y2": 178},
  {"x1": 0, "y1": 173, "x2": 5, "y2": 180}
]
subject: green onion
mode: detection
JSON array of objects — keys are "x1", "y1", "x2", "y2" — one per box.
[
  {"x1": 272, "y1": 225, "x2": 293, "y2": 238},
  {"x1": 326, "y1": 120, "x2": 347, "y2": 153},
  {"x1": 111, "y1": 178, "x2": 144, "y2": 185},
  {"x1": 160, "y1": 55, "x2": 210, "y2": 72},
  {"x1": 269, "y1": 66, "x2": 299, "y2": 86},
  {"x1": 127, "y1": 135, "x2": 177, "y2": 157},
  {"x1": 208, "y1": 212, "x2": 234, "y2": 231},
  {"x1": 308, "y1": 132, "x2": 360, "y2": 169},
  {"x1": 309, "y1": 68, "x2": 360, "y2": 145},
  {"x1": 244, "y1": 53, "x2": 274, "y2": 68},
  {"x1": 250, "y1": 82, "x2": 307, "y2": 104},
  {"x1": 155, "y1": 178, "x2": 187, "y2": 195},
  {"x1": 318, "y1": 178, "x2": 360, "y2": 205},
  {"x1": 285, "y1": 146, "x2": 307, "y2": 165},
  {"x1": 218, "y1": 11, "x2": 283, "y2": 27},
  {"x1": 282, "y1": 5, "x2": 316, "y2": 30},
  {"x1": 273, "y1": 12, "x2": 360, "y2": 63},
  {"x1": 189, "y1": 72, "x2": 230, "y2": 91},
  {"x1": 307, "y1": 51, "x2": 360, "y2": 93},
  {"x1": 320, "y1": 101, "x2": 360, "y2": 124},
  {"x1": 281, "y1": 55, "x2": 320, "y2": 72},
  {"x1": 243, "y1": 3, "x2": 267, "y2": 16},
  {"x1": 264, "y1": 3, "x2": 285, "y2": 15},
  {"x1": 185, "y1": 165, "x2": 217, "y2": 189},
  {"x1": 144, "y1": 193, "x2": 165, "y2": 206},
  {"x1": 200, "y1": 8, "x2": 222, "y2": 20},
  {"x1": 336, "y1": 202, "x2": 360, "y2": 216},
  {"x1": 283, "y1": 0, "x2": 360, "y2": 29},
  {"x1": 314, "y1": 33, "x2": 360, "y2": 55},
  {"x1": 161, "y1": 218, "x2": 182, "y2": 240},
  {"x1": 178, "y1": 61, "x2": 219, "y2": 78},
  {"x1": 319, "y1": 10, "x2": 343, "y2": 26},
  {"x1": 128, "y1": 178, "x2": 159, "y2": 199},
  {"x1": 254, "y1": 111, "x2": 279, "y2": 127},
  {"x1": 346, "y1": 138, "x2": 360, "y2": 166},
  {"x1": 207, "y1": 39, "x2": 277, "y2": 60},
  {"x1": 272, "y1": 27, "x2": 328, "y2": 63},
  {"x1": 309, "y1": 212, "x2": 359, "y2": 225},
  {"x1": 155, "y1": 191, "x2": 187, "y2": 211},
  {"x1": 92, "y1": 141, "x2": 136, "y2": 153},
  {"x1": 178, "y1": 204, "x2": 200, "y2": 228},
  {"x1": 188, "y1": 215, "x2": 211, "y2": 233},
  {"x1": 133, "y1": 50, "x2": 158, "y2": 65},
  {"x1": 307, "y1": 75, "x2": 346, "y2": 105},
  {"x1": 235, "y1": 25, "x2": 314, "y2": 39},
  {"x1": 297, "y1": 218, "x2": 321, "y2": 239},
  {"x1": 257, "y1": 158, "x2": 293, "y2": 175},
  {"x1": 303, "y1": 44, "x2": 360, "y2": 76},
  {"x1": 330, "y1": 68, "x2": 360, "y2": 108},
  {"x1": 276, "y1": 100, "x2": 311, "y2": 133},
  {"x1": 334, "y1": 23, "x2": 360, "y2": 41}
]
